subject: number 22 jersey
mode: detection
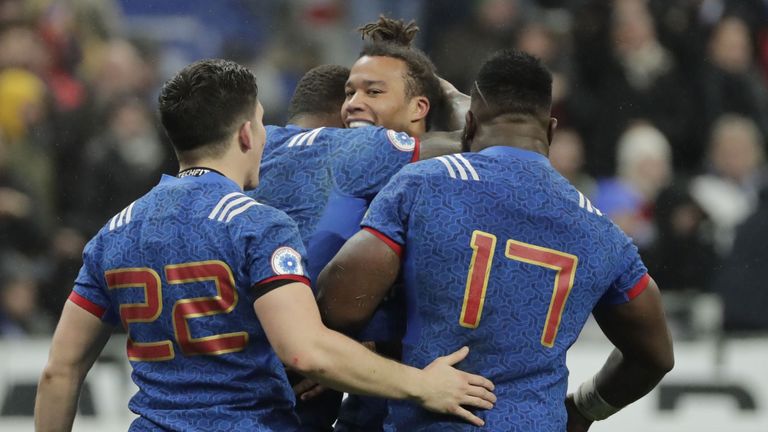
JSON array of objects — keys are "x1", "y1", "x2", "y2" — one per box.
[
  {"x1": 69, "y1": 172, "x2": 309, "y2": 431},
  {"x1": 362, "y1": 146, "x2": 650, "y2": 431}
]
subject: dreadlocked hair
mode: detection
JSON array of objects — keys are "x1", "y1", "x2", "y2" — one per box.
[{"x1": 358, "y1": 15, "x2": 419, "y2": 47}]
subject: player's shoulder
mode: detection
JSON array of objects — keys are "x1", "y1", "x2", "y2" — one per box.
[
  {"x1": 337, "y1": 126, "x2": 416, "y2": 150},
  {"x1": 266, "y1": 124, "x2": 328, "y2": 149},
  {"x1": 415, "y1": 152, "x2": 482, "y2": 182}
]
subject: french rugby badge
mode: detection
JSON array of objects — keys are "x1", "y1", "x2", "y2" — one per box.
[
  {"x1": 271, "y1": 246, "x2": 304, "y2": 275},
  {"x1": 386, "y1": 130, "x2": 416, "y2": 152}
]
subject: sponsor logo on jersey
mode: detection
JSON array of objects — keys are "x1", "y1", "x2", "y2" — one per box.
[
  {"x1": 270, "y1": 246, "x2": 304, "y2": 275},
  {"x1": 386, "y1": 129, "x2": 416, "y2": 152}
]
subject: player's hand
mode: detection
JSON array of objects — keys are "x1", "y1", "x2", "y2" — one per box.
[
  {"x1": 565, "y1": 393, "x2": 593, "y2": 432},
  {"x1": 292, "y1": 378, "x2": 327, "y2": 401},
  {"x1": 417, "y1": 346, "x2": 495, "y2": 427}
]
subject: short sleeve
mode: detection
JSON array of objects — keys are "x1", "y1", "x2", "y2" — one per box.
[
  {"x1": 360, "y1": 165, "x2": 424, "y2": 255},
  {"x1": 70, "y1": 237, "x2": 120, "y2": 324},
  {"x1": 332, "y1": 127, "x2": 419, "y2": 199},
  {"x1": 598, "y1": 236, "x2": 651, "y2": 305},
  {"x1": 242, "y1": 210, "x2": 311, "y2": 297}
]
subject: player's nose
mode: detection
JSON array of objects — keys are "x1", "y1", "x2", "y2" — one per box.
[{"x1": 344, "y1": 92, "x2": 365, "y2": 113}]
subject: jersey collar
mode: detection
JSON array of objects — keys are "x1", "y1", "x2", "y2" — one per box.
[
  {"x1": 158, "y1": 171, "x2": 241, "y2": 189},
  {"x1": 479, "y1": 145, "x2": 550, "y2": 165}
]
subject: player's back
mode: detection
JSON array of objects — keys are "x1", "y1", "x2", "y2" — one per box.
[
  {"x1": 372, "y1": 147, "x2": 648, "y2": 431},
  {"x1": 249, "y1": 125, "x2": 334, "y2": 242},
  {"x1": 250, "y1": 124, "x2": 417, "y2": 275},
  {"x1": 78, "y1": 173, "x2": 303, "y2": 431}
]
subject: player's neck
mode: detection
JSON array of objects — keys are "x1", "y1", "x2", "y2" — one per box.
[
  {"x1": 471, "y1": 122, "x2": 549, "y2": 156},
  {"x1": 178, "y1": 152, "x2": 250, "y2": 190},
  {"x1": 289, "y1": 113, "x2": 343, "y2": 129}
]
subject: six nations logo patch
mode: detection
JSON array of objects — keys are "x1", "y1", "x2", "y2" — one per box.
[
  {"x1": 386, "y1": 129, "x2": 416, "y2": 152},
  {"x1": 271, "y1": 246, "x2": 304, "y2": 275}
]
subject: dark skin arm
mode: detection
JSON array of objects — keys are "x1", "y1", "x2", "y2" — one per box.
[
  {"x1": 317, "y1": 229, "x2": 401, "y2": 335},
  {"x1": 567, "y1": 278, "x2": 674, "y2": 430}
]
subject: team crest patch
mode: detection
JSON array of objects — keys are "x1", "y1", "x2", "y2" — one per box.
[
  {"x1": 386, "y1": 129, "x2": 416, "y2": 152},
  {"x1": 271, "y1": 246, "x2": 304, "y2": 276}
]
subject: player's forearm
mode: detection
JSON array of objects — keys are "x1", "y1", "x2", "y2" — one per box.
[
  {"x1": 295, "y1": 328, "x2": 424, "y2": 402},
  {"x1": 593, "y1": 347, "x2": 673, "y2": 408},
  {"x1": 35, "y1": 366, "x2": 84, "y2": 432}
]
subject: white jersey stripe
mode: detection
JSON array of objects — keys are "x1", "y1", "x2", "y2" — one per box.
[
  {"x1": 454, "y1": 154, "x2": 480, "y2": 180},
  {"x1": 209, "y1": 192, "x2": 245, "y2": 220},
  {"x1": 436, "y1": 157, "x2": 457, "y2": 179},
  {"x1": 217, "y1": 196, "x2": 253, "y2": 222},
  {"x1": 446, "y1": 155, "x2": 468, "y2": 180},
  {"x1": 293, "y1": 131, "x2": 314, "y2": 148},
  {"x1": 125, "y1": 201, "x2": 135, "y2": 225},
  {"x1": 578, "y1": 191, "x2": 585, "y2": 209},
  {"x1": 116, "y1": 207, "x2": 127, "y2": 228},
  {"x1": 586, "y1": 199, "x2": 594, "y2": 213},
  {"x1": 109, "y1": 214, "x2": 118, "y2": 231},
  {"x1": 225, "y1": 201, "x2": 260, "y2": 222},
  {"x1": 305, "y1": 127, "x2": 325, "y2": 146},
  {"x1": 286, "y1": 132, "x2": 306, "y2": 148}
]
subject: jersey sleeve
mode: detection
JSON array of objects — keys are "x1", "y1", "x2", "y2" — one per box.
[
  {"x1": 360, "y1": 165, "x2": 424, "y2": 256},
  {"x1": 598, "y1": 234, "x2": 651, "y2": 305},
  {"x1": 241, "y1": 209, "x2": 311, "y2": 298},
  {"x1": 69, "y1": 236, "x2": 120, "y2": 325},
  {"x1": 331, "y1": 127, "x2": 420, "y2": 200}
]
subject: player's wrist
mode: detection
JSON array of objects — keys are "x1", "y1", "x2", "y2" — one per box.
[{"x1": 573, "y1": 375, "x2": 620, "y2": 421}]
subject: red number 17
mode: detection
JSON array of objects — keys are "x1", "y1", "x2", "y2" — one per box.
[{"x1": 459, "y1": 230, "x2": 579, "y2": 348}]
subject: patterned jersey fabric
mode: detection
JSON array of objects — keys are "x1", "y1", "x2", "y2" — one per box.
[
  {"x1": 69, "y1": 172, "x2": 310, "y2": 431},
  {"x1": 247, "y1": 124, "x2": 418, "y2": 431},
  {"x1": 248, "y1": 124, "x2": 418, "y2": 283},
  {"x1": 363, "y1": 146, "x2": 650, "y2": 431}
]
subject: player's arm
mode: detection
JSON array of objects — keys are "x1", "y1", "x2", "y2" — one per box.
[
  {"x1": 438, "y1": 76, "x2": 471, "y2": 130},
  {"x1": 316, "y1": 229, "x2": 400, "y2": 334},
  {"x1": 35, "y1": 299, "x2": 113, "y2": 432},
  {"x1": 254, "y1": 281, "x2": 495, "y2": 426},
  {"x1": 567, "y1": 277, "x2": 674, "y2": 428}
]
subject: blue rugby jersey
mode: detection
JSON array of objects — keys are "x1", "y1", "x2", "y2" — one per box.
[
  {"x1": 247, "y1": 124, "x2": 419, "y2": 430},
  {"x1": 363, "y1": 146, "x2": 650, "y2": 431},
  {"x1": 248, "y1": 125, "x2": 418, "y2": 283},
  {"x1": 70, "y1": 172, "x2": 310, "y2": 431}
]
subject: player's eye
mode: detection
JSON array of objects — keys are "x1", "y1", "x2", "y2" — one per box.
[
  {"x1": 367, "y1": 89, "x2": 383, "y2": 96},
  {"x1": 344, "y1": 89, "x2": 355, "y2": 98}
]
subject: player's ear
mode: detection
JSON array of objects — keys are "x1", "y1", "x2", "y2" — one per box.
[
  {"x1": 410, "y1": 96, "x2": 430, "y2": 123},
  {"x1": 238, "y1": 121, "x2": 254, "y2": 151},
  {"x1": 547, "y1": 117, "x2": 558, "y2": 146}
]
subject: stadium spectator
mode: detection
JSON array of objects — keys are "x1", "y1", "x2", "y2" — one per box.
[
  {"x1": 690, "y1": 114, "x2": 766, "y2": 256},
  {"x1": 549, "y1": 127, "x2": 596, "y2": 197},
  {"x1": 592, "y1": 123, "x2": 673, "y2": 251},
  {"x1": 34, "y1": 58, "x2": 495, "y2": 431},
  {"x1": 713, "y1": 180, "x2": 768, "y2": 332},
  {"x1": 0, "y1": 256, "x2": 52, "y2": 337},
  {"x1": 318, "y1": 49, "x2": 674, "y2": 431},
  {"x1": 695, "y1": 16, "x2": 768, "y2": 167},
  {"x1": 577, "y1": 0, "x2": 692, "y2": 176},
  {"x1": 70, "y1": 95, "x2": 172, "y2": 237}
]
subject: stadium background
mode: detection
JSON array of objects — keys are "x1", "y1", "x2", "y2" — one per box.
[{"x1": 0, "y1": 0, "x2": 766, "y2": 430}]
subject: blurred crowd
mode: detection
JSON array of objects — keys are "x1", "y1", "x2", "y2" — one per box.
[{"x1": 0, "y1": 0, "x2": 766, "y2": 339}]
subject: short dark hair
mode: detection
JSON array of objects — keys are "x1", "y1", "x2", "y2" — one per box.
[
  {"x1": 357, "y1": 16, "x2": 449, "y2": 131},
  {"x1": 287, "y1": 64, "x2": 350, "y2": 119},
  {"x1": 473, "y1": 50, "x2": 552, "y2": 120},
  {"x1": 158, "y1": 59, "x2": 258, "y2": 155}
]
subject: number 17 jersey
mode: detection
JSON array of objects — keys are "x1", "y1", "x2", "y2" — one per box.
[{"x1": 362, "y1": 146, "x2": 650, "y2": 431}]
